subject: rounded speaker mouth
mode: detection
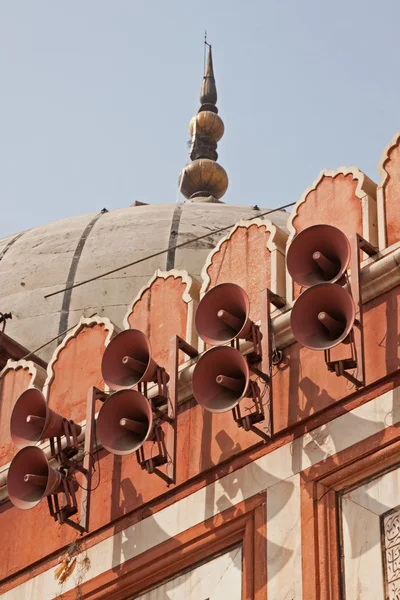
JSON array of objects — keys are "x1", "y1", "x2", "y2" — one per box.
[
  {"x1": 101, "y1": 329, "x2": 153, "y2": 391},
  {"x1": 96, "y1": 389, "x2": 153, "y2": 455},
  {"x1": 287, "y1": 224, "x2": 351, "y2": 288},
  {"x1": 290, "y1": 283, "x2": 355, "y2": 350},
  {"x1": 195, "y1": 282, "x2": 250, "y2": 345},
  {"x1": 192, "y1": 346, "x2": 250, "y2": 413}
]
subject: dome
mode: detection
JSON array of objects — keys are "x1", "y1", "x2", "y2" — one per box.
[{"x1": 0, "y1": 201, "x2": 288, "y2": 361}]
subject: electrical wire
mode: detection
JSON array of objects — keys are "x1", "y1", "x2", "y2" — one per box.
[
  {"x1": 70, "y1": 420, "x2": 102, "y2": 493},
  {"x1": 44, "y1": 201, "x2": 296, "y2": 300},
  {"x1": 21, "y1": 313, "x2": 97, "y2": 360}
]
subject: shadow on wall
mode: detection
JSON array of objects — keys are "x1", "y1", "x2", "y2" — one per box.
[
  {"x1": 111, "y1": 455, "x2": 144, "y2": 574},
  {"x1": 296, "y1": 385, "x2": 400, "y2": 563},
  {"x1": 201, "y1": 427, "x2": 295, "y2": 592},
  {"x1": 383, "y1": 290, "x2": 400, "y2": 373}
]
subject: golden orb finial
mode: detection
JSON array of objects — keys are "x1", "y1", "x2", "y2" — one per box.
[{"x1": 179, "y1": 43, "x2": 228, "y2": 202}]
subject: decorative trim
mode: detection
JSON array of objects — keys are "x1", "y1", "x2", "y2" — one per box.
[
  {"x1": 0, "y1": 358, "x2": 46, "y2": 390},
  {"x1": 287, "y1": 167, "x2": 377, "y2": 246},
  {"x1": 42, "y1": 315, "x2": 117, "y2": 400},
  {"x1": 199, "y1": 218, "x2": 288, "y2": 298},
  {"x1": 377, "y1": 131, "x2": 400, "y2": 250},
  {"x1": 123, "y1": 269, "x2": 201, "y2": 348}
]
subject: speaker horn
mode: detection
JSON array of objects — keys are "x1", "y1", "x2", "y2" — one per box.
[
  {"x1": 10, "y1": 389, "x2": 81, "y2": 449},
  {"x1": 195, "y1": 283, "x2": 252, "y2": 346},
  {"x1": 192, "y1": 346, "x2": 251, "y2": 413},
  {"x1": 101, "y1": 329, "x2": 162, "y2": 391},
  {"x1": 96, "y1": 389, "x2": 153, "y2": 455},
  {"x1": 290, "y1": 283, "x2": 355, "y2": 350},
  {"x1": 8, "y1": 446, "x2": 64, "y2": 510},
  {"x1": 287, "y1": 224, "x2": 351, "y2": 288}
]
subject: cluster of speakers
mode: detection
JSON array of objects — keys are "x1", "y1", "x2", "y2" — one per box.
[
  {"x1": 7, "y1": 329, "x2": 167, "y2": 511},
  {"x1": 6, "y1": 281, "x2": 274, "y2": 514},
  {"x1": 192, "y1": 283, "x2": 259, "y2": 414},
  {"x1": 287, "y1": 224, "x2": 355, "y2": 351},
  {"x1": 97, "y1": 328, "x2": 167, "y2": 456},
  {"x1": 8, "y1": 389, "x2": 81, "y2": 510}
]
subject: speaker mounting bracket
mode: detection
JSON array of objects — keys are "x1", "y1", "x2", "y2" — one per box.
[
  {"x1": 47, "y1": 386, "x2": 106, "y2": 534},
  {"x1": 73, "y1": 386, "x2": 107, "y2": 533},
  {"x1": 136, "y1": 336, "x2": 198, "y2": 487},
  {"x1": 323, "y1": 234, "x2": 378, "y2": 388},
  {"x1": 232, "y1": 289, "x2": 285, "y2": 440},
  {"x1": 46, "y1": 473, "x2": 83, "y2": 533},
  {"x1": 49, "y1": 419, "x2": 81, "y2": 462},
  {"x1": 138, "y1": 367, "x2": 169, "y2": 409},
  {"x1": 232, "y1": 381, "x2": 270, "y2": 442}
]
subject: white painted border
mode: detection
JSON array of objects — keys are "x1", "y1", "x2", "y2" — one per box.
[
  {"x1": 286, "y1": 167, "x2": 378, "y2": 303},
  {"x1": 0, "y1": 359, "x2": 46, "y2": 389},
  {"x1": 377, "y1": 131, "x2": 400, "y2": 250},
  {"x1": 42, "y1": 315, "x2": 117, "y2": 400},
  {"x1": 3, "y1": 386, "x2": 399, "y2": 599},
  {"x1": 199, "y1": 218, "x2": 288, "y2": 299}
]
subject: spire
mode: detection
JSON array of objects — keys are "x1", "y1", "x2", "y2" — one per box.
[
  {"x1": 178, "y1": 43, "x2": 228, "y2": 203},
  {"x1": 200, "y1": 45, "x2": 217, "y2": 108}
]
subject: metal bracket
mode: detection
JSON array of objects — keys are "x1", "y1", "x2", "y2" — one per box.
[
  {"x1": 47, "y1": 475, "x2": 82, "y2": 533},
  {"x1": 324, "y1": 234, "x2": 378, "y2": 388},
  {"x1": 233, "y1": 289, "x2": 285, "y2": 441},
  {"x1": 46, "y1": 386, "x2": 106, "y2": 534},
  {"x1": 49, "y1": 419, "x2": 81, "y2": 462},
  {"x1": 136, "y1": 336, "x2": 198, "y2": 486},
  {"x1": 232, "y1": 381, "x2": 270, "y2": 442},
  {"x1": 138, "y1": 366, "x2": 169, "y2": 408}
]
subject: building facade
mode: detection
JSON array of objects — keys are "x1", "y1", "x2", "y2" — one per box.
[{"x1": 1, "y1": 48, "x2": 400, "y2": 599}]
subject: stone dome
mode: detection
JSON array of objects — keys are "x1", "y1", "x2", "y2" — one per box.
[{"x1": 0, "y1": 200, "x2": 288, "y2": 361}]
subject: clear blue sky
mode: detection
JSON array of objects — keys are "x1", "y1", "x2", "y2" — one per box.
[{"x1": 1, "y1": 1, "x2": 399, "y2": 238}]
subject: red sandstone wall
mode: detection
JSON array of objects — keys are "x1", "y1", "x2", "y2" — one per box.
[
  {"x1": 380, "y1": 136, "x2": 400, "y2": 247},
  {"x1": 291, "y1": 173, "x2": 363, "y2": 238},
  {"x1": 46, "y1": 323, "x2": 108, "y2": 423},
  {"x1": 203, "y1": 223, "x2": 272, "y2": 322},
  {"x1": 127, "y1": 275, "x2": 190, "y2": 367}
]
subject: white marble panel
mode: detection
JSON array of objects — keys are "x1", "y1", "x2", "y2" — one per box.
[
  {"x1": 134, "y1": 546, "x2": 242, "y2": 600},
  {"x1": 347, "y1": 466, "x2": 400, "y2": 516},
  {"x1": 342, "y1": 496, "x2": 385, "y2": 599},
  {"x1": 267, "y1": 474, "x2": 302, "y2": 600}
]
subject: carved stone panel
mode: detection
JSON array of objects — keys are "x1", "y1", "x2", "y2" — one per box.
[{"x1": 383, "y1": 507, "x2": 400, "y2": 599}]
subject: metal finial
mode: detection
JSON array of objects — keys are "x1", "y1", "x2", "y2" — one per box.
[{"x1": 200, "y1": 44, "x2": 217, "y2": 106}]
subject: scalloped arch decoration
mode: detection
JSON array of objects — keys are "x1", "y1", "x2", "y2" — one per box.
[
  {"x1": 43, "y1": 316, "x2": 117, "y2": 424},
  {"x1": 124, "y1": 269, "x2": 200, "y2": 365},
  {"x1": 0, "y1": 359, "x2": 46, "y2": 468},
  {"x1": 377, "y1": 131, "x2": 400, "y2": 250},
  {"x1": 286, "y1": 167, "x2": 378, "y2": 302},
  {"x1": 200, "y1": 218, "x2": 288, "y2": 324}
]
